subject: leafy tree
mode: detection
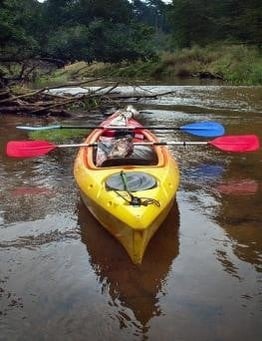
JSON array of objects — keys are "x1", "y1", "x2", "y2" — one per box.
[
  {"x1": 1, "y1": 0, "x2": 260, "y2": 66},
  {"x1": 219, "y1": 0, "x2": 262, "y2": 44},
  {"x1": 45, "y1": 19, "x2": 155, "y2": 63},
  {"x1": 132, "y1": 0, "x2": 171, "y2": 32},
  {"x1": 42, "y1": 0, "x2": 133, "y2": 27},
  {"x1": 41, "y1": 0, "x2": 156, "y2": 63},
  {"x1": 45, "y1": 25, "x2": 92, "y2": 62},
  {"x1": 87, "y1": 20, "x2": 155, "y2": 62},
  {"x1": 168, "y1": 0, "x2": 262, "y2": 47},
  {"x1": 169, "y1": 0, "x2": 219, "y2": 47},
  {"x1": 0, "y1": 0, "x2": 41, "y2": 60},
  {"x1": 79, "y1": 0, "x2": 132, "y2": 24}
]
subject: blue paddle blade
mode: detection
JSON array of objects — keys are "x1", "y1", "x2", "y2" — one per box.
[
  {"x1": 181, "y1": 121, "x2": 225, "y2": 137},
  {"x1": 16, "y1": 125, "x2": 61, "y2": 131}
]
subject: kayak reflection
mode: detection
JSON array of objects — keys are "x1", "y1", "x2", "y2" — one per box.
[
  {"x1": 78, "y1": 200, "x2": 180, "y2": 329},
  {"x1": 214, "y1": 181, "x2": 262, "y2": 273}
]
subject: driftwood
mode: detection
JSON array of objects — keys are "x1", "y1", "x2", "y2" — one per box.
[{"x1": 0, "y1": 79, "x2": 170, "y2": 116}]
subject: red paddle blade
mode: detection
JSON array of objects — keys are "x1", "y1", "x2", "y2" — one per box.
[
  {"x1": 6, "y1": 141, "x2": 56, "y2": 158},
  {"x1": 209, "y1": 135, "x2": 260, "y2": 152}
]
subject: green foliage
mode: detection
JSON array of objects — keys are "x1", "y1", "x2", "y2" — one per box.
[
  {"x1": 36, "y1": 0, "x2": 160, "y2": 63},
  {"x1": 33, "y1": 73, "x2": 70, "y2": 89},
  {"x1": 1, "y1": 0, "x2": 164, "y2": 64},
  {"x1": 163, "y1": 45, "x2": 262, "y2": 85},
  {"x1": 1, "y1": 0, "x2": 261, "y2": 85},
  {"x1": 210, "y1": 45, "x2": 262, "y2": 85},
  {"x1": 168, "y1": 0, "x2": 262, "y2": 48},
  {"x1": 0, "y1": 0, "x2": 40, "y2": 60},
  {"x1": 132, "y1": 0, "x2": 172, "y2": 33},
  {"x1": 80, "y1": 44, "x2": 261, "y2": 85},
  {"x1": 46, "y1": 25, "x2": 92, "y2": 62}
]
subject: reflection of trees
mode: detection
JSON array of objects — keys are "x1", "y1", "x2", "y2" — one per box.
[
  {"x1": 78, "y1": 200, "x2": 180, "y2": 332},
  {"x1": 216, "y1": 191, "x2": 262, "y2": 273}
]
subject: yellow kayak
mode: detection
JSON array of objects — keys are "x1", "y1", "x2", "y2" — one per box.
[{"x1": 74, "y1": 113, "x2": 179, "y2": 264}]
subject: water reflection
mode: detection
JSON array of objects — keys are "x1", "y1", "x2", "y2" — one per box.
[
  {"x1": 183, "y1": 163, "x2": 225, "y2": 182},
  {"x1": 78, "y1": 200, "x2": 180, "y2": 332},
  {"x1": 216, "y1": 179, "x2": 259, "y2": 196},
  {"x1": 0, "y1": 154, "x2": 75, "y2": 224},
  {"x1": 182, "y1": 160, "x2": 262, "y2": 274}
]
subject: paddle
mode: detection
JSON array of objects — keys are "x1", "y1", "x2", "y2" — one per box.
[
  {"x1": 16, "y1": 121, "x2": 225, "y2": 138},
  {"x1": 6, "y1": 135, "x2": 259, "y2": 158}
]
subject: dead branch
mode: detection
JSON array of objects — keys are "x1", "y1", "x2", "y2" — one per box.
[
  {"x1": 0, "y1": 80, "x2": 172, "y2": 117},
  {"x1": 0, "y1": 88, "x2": 46, "y2": 104}
]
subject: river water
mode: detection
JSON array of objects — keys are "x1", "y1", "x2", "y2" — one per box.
[{"x1": 0, "y1": 85, "x2": 261, "y2": 340}]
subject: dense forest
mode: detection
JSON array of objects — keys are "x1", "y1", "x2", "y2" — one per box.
[{"x1": 1, "y1": 0, "x2": 261, "y2": 64}]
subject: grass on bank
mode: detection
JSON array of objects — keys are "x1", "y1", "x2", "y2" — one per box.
[
  {"x1": 209, "y1": 45, "x2": 262, "y2": 84},
  {"x1": 33, "y1": 61, "x2": 108, "y2": 88},
  {"x1": 33, "y1": 44, "x2": 262, "y2": 87},
  {"x1": 110, "y1": 44, "x2": 262, "y2": 84}
]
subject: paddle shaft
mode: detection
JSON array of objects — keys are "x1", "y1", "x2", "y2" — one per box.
[
  {"x1": 6, "y1": 135, "x2": 259, "y2": 158},
  {"x1": 57, "y1": 141, "x2": 208, "y2": 148},
  {"x1": 17, "y1": 125, "x2": 201, "y2": 130},
  {"x1": 59, "y1": 126, "x2": 175, "y2": 129},
  {"x1": 16, "y1": 121, "x2": 225, "y2": 138}
]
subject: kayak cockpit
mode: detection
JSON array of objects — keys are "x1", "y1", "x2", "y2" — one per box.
[{"x1": 91, "y1": 128, "x2": 159, "y2": 168}]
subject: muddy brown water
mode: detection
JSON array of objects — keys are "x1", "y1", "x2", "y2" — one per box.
[{"x1": 0, "y1": 85, "x2": 262, "y2": 340}]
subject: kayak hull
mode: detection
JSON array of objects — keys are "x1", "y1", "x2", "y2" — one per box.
[
  {"x1": 74, "y1": 115, "x2": 180, "y2": 264},
  {"x1": 79, "y1": 187, "x2": 176, "y2": 264}
]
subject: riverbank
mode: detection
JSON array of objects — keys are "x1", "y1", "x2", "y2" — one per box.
[
  {"x1": 34, "y1": 44, "x2": 262, "y2": 88},
  {"x1": 1, "y1": 44, "x2": 260, "y2": 117}
]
